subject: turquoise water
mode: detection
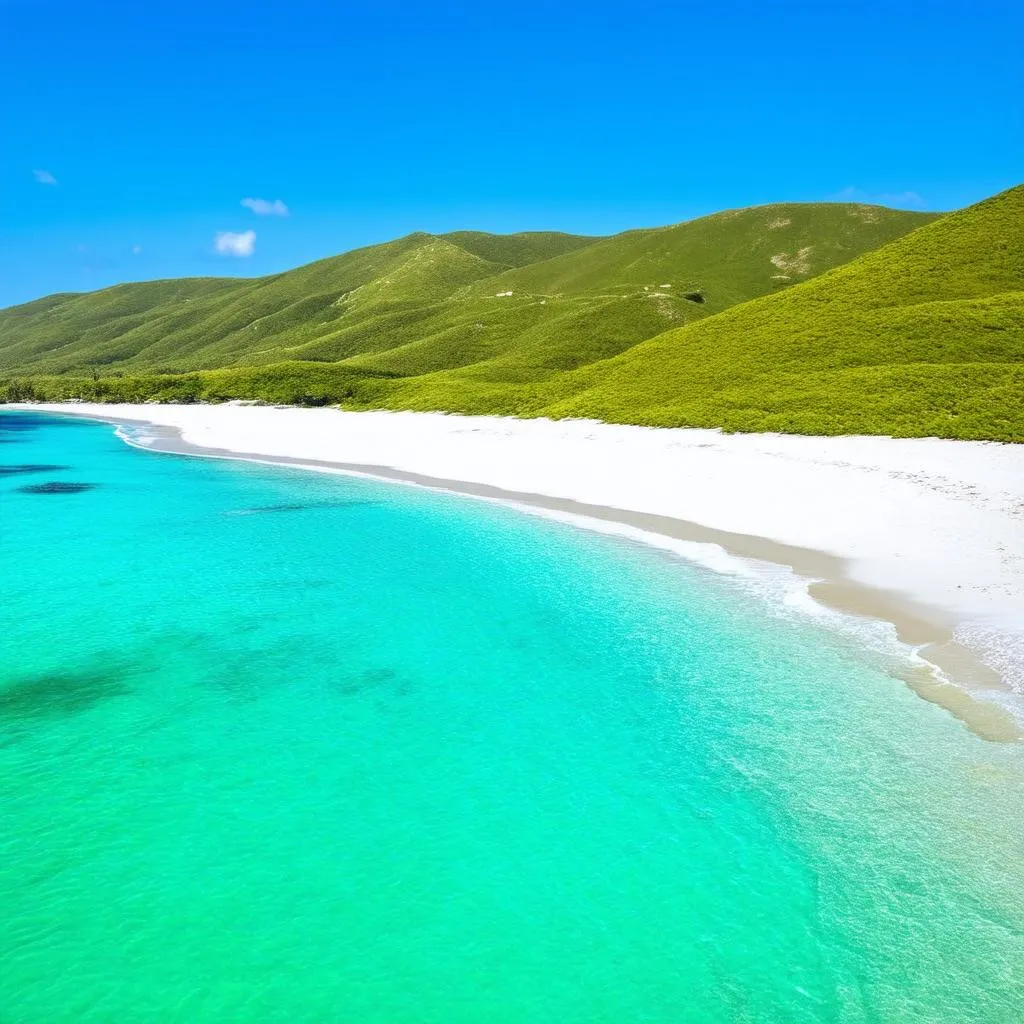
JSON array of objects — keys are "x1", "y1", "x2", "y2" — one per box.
[{"x1": 2, "y1": 411, "x2": 1023, "y2": 1023}]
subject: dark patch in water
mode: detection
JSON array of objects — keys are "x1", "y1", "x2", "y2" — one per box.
[
  {"x1": 229, "y1": 503, "x2": 312, "y2": 515},
  {"x1": 17, "y1": 481, "x2": 95, "y2": 494},
  {"x1": 333, "y1": 667, "x2": 410, "y2": 698},
  {"x1": 226, "y1": 500, "x2": 381, "y2": 516},
  {"x1": 0, "y1": 412, "x2": 88, "y2": 433},
  {"x1": 0, "y1": 414, "x2": 43, "y2": 434},
  {"x1": 0, "y1": 668, "x2": 128, "y2": 721},
  {"x1": 0, "y1": 464, "x2": 70, "y2": 477}
]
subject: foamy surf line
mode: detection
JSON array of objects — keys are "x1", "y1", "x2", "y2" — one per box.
[{"x1": 12, "y1": 403, "x2": 1024, "y2": 741}]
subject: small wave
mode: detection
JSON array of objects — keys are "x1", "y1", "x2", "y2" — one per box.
[{"x1": 493, "y1": 498, "x2": 1024, "y2": 732}]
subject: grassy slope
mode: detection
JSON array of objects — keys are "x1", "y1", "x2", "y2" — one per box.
[
  {"x1": 0, "y1": 206, "x2": 928, "y2": 384},
  {"x1": 529, "y1": 185, "x2": 1024, "y2": 439},
  {"x1": 347, "y1": 186, "x2": 1022, "y2": 441},
  {"x1": 440, "y1": 230, "x2": 596, "y2": 267},
  {"x1": 6, "y1": 194, "x2": 1010, "y2": 441},
  {"x1": 457, "y1": 202, "x2": 930, "y2": 307},
  {"x1": 346, "y1": 203, "x2": 932, "y2": 380},
  {"x1": 0, "y1": 232, "x2": 593, "y2": 376}
]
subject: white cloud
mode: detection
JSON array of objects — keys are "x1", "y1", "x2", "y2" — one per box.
[
  {"x1": 241, "y1": 197, "x2": 289, "y2": 217},
  {"x1": 214, "y1": 230, "x2": 256, "y2": 257},
  {"x1": 33, "y1": 169, "x2": 58, "y2": 185},
  {"x1": 828, "y1": 186, "x2": 926, "y2": 209}
]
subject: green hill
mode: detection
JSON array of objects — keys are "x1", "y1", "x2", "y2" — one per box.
[
  {"x1": 7, "y1": 192, "x2": 1017, "y2": 442},
  {"x1": 342, "y1": 203, "x2": 931, "y2": 383},
  {"x1": 526, "y1": 184, "x2": 1024, "y2": 440},
  {"x1": 0, "y1": 231, "x2": 602, "y2": 378},
  {"x1": 0, "y1": 204, "x2": 928, "y2": 384},
  {"x1": 456, "y1": 201, "x2": 928, "y2": 308},
  {"x1": 334, "y1": 186, "x2": 1022, "y2": 441}
]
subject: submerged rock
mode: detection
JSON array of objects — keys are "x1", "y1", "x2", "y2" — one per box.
[
  {"x1": 17, "y1": 481, "x2": 95, "y2": 494},
  {"x1": 0, "y1": 667, "x2": 127, "y2": 720}
]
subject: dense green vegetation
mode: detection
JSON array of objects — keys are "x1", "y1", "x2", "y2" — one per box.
[
  {"x1": 0, "y1": 203, "x2": 927, "y2": 377},
  {"x1": 530, "y1": 185, "x2": 1024, "y2": 439},
  {"x1": 4, "y1": 190, "x2": 1023, "y2": 441}
]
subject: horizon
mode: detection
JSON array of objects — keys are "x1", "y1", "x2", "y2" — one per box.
[{"x1": 2, "y1": 0, "x2": 1021, "y2": 308}]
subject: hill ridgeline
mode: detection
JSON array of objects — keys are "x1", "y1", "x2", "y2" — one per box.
[{"x1": 2, "y1": 188, "x2": 1021, "y2": 441}]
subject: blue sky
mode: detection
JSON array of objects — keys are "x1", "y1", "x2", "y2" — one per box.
[{"x1": 2, "y1": 0, "x2": 1021, "y2": 307}]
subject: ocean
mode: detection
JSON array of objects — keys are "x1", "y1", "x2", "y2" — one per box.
[{"x1": 2, "y1": 410, "x2": 1023, "y2": 1022}]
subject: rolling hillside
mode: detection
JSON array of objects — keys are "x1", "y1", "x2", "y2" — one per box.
[
  {"x1": 326, "y1": 187, "x2": 1023, "y2": 441},
  {"x1": 7, "y1": 191, "x2": 1021, "y2": 442},
  {"x1": 0, "y1": 204, "x2": 929, "y2": 383},
  {"x1": 526, "y1": 183, "x2": 1024, "y2": 440},
  {"x1": 0, "y1": 232, "x2": 589, "y2": 376}
]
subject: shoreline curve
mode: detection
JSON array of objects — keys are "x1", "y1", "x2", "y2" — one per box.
[{"x1": 11, "y1": 403, "x2": 1021, "y2": 743}]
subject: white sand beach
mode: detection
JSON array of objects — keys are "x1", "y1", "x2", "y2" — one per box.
[{"x1": 18, "y1": 402, "x2": 1024, "y2": 737}]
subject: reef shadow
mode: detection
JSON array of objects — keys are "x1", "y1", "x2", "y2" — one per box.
[
  {"x1": 225, "y1": 499, "x2": 382, "y2": 517},
  {"x1": 17, "y1": 482, "x2": 96, "y2": 494},
  {"x1": 0, "y1": 667, "x2": 129, "y2": 721}
]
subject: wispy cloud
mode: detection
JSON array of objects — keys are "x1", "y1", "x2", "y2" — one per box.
[
  {"x1": 828, "y1": 186, "x2": 926, "y2": 209},
  {"x1": 214, "y1": 230, "x2": 256, "y2": 257},
  {"x1": 241, "y1": 197, "x2": 289, "y2": 217},
  {"x1": 33, "y1": 169, "x2": 58, "y2": 185}
]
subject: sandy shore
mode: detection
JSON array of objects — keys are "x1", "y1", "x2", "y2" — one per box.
[{"x1": 13, "y1": 402, "x2": 1024, "y2": 740}]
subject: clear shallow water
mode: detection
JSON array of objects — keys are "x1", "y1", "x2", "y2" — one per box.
[{"x1": 2, "y1": 411, "x2": 1023, "y2": 1023}]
